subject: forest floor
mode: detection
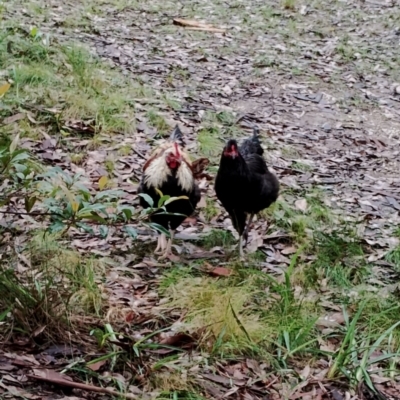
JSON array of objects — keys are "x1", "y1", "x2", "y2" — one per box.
[{"x1": 1, "y1": 0, "x2": 400, "y2": 399}]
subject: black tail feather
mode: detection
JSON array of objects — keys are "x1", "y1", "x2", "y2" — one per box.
[
  {"x1": 170, "y1": 124, "x2": 185, "y2": 147},
  {"x1": 239, "y1": 126, "x2": 264, "y2": 156}
]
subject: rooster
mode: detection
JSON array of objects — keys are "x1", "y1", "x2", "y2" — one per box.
[
  {"x1": 214, "y1": 127, "x2": 279, "y2": 258},
  {"x1": 138, "y1": 125, "x2": 202, "y2": 260}
]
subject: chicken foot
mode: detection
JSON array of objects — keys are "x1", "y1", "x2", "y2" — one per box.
[
  {"x1": 154, "y1": 233, "x2": 168, "y2": 255},
  {"x1": 158, "y1": 230, "x2": 175, "y2": 260}
]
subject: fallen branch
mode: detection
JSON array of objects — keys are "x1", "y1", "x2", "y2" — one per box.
[
  {"x1": 27, "y1": 374, "x2": 140, "y2": 399},
  {"x1": 173, "y1": 18, "x2": 225, "y2": 34},
  {"x1": 0, "y1": 210, "x2": 60, "y2": 217},
  {"x1": 184, "y1": 26, "x2": 226, "y2": 33}
]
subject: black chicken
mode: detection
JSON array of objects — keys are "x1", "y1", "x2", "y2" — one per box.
[
  {"x1": 138, "y1": 125, "x2": 201, "y2": 260},
  {"x1": 215, "y1": 127, "x2": 279, "y2": 257}
]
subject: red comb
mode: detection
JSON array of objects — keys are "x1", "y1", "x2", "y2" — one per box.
[{"x1": 174, "y1": 142, "x2": 180, "y2": 156}]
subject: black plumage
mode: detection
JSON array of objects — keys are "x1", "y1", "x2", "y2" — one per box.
[
  {"x1": 214, "y1": 127, "x2": 279, "y2": 257},
  {"x1": 138, "y1": 174, "x2": 200, "y2": 231}
]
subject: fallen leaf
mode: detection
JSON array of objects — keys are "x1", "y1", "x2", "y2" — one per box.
[
  {"x1": 125, "y1": 310, "x2": 136, "y2": 323},
  {"x1": 299, "y1": 365, "x2": 311, "y2": 380},
  {"x1": 209, "y1": 267, "x2": 232, "y2": 277},
  {"x1": 32, "y1": 368, "x2": 74, "y2": 382},
  {"x1": 201, "y1": 373, "x2": 245, "y2": 386},
  {"x1": 6, "y1": 385, "x2": 39, "y2": 399},
  {"x1": 316, "y1": 312, "x2": 345, "y2": 328},
  {"x1": 0, "y1": 82, "x2": 11, "y2": 97},
  {"x1": 295, "y1": 199, "x2": 308, "y2": 212},
  {"x1": 197, "y1": 196, "x2": 207, "y2": 208},
  {"x1": 99, "y1": 176, "x2": 108, "y2": 190},
  {"x1": 2, "y1": 112, "x2": 25, "y2": 125},
  {"x1": 281, "y1": 246, "x2": 297, "y2": 255},
  {"x1": 191, "y1": 157, "x2": 210, "y2": 179},
  {"x1": 33, "y1": 325, "x2": 46, "y2": 337},
  {"x1": 159, "y1": 332, "x2": 197, "y2": 349},
  {"x1": 87, "y1": 359, "x2": 107, "y2": 371}
]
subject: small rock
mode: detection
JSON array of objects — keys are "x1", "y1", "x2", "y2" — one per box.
[
  {"x1": 322, "y1": 122, "x2": 332, "y2": 132},
  {"x1": 299, "y1": 5, "x2": 308, "y2": 15},
  {"x1": 394, "y1": 85, "x2": 400, "y2": 96},
  {"x1": 222, "y1": 85, "x2": 232, "y2": 96}
]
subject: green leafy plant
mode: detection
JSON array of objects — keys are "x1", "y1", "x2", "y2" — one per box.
[
  {"x1": 0, "y1": 135, "x2": 188, "y2": 240},
  {"x1": 0, "y1": 134, "x2": 38, "y2": 210}
]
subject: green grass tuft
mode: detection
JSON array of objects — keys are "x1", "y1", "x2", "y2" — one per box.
[
  {"x1": 0, "y1": 232, "x2": 105, "y2": 340},
  {"x1": 0, "y1": 29, "x2": 145, "y2": 135},
  {"x1": 200, "y1": 229, "x2": 236, "y2": 250},
  {"x1": 146, "y1": 109, "x2": 170, "y2": 136},
  {"x1": 198, "y1": 127, "x2": 222, "y2": 157},
  {"x1": 309, "y1": 230, "x2": 369, "y2": 288}
]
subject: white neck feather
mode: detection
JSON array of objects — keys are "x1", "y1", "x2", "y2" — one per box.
[{"x1": 144, "y1": 157, "x2": 194, "y2": 192}]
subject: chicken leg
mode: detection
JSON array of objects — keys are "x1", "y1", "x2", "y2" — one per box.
[
  {"x1": 238, "y1": 213, "x2": 256, "y2": 260},
  {"x1": 239, "y1": 235, "x2": 245, "y2": 260},
  {"x1": 242, "y1": 213, "x2": 255, "y2": 246}
]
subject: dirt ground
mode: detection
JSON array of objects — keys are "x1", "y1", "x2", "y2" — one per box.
[{"x1": 2, "y1": 0, "x2": 400, "y2": 399}]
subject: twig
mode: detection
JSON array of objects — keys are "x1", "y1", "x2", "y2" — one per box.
[
  {"x1": 265, "y1": 376, "x2": 279, "y2": 389},
  {"x1": 173, "y1": 18, "x2": 226, "y2": 33},
  {"x1": 0, "y1": 209, "x2": 139, "y2": 227},
  {"x1": 0, "y1": 208, "x2": 174, "y2": 232},
  {"x1": 0, "y1": 210, "x2": 60, "y2": 217},
  {"x1": 184, "y1": 26, "x2": 226, "y2": 33},
  {"x1": 235, "y1": 114, "x2": 247, "y2": 125},
  {"x1": 132, "y1": 147, "x2": 148, "y2": 160},
  {"x1": 26, "y1": 374, "x2": 140, "y2": 399}
]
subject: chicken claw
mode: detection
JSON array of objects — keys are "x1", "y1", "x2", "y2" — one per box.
[
  {"x1": 158, "y1": 230, "x2": 175, "y2": 261},
  {"x1": 158, "y1": 239, "x2": 171, "y2": 260},
  {"x1": 154, "y1": 233, "x2": 167, "y2": 255}
]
